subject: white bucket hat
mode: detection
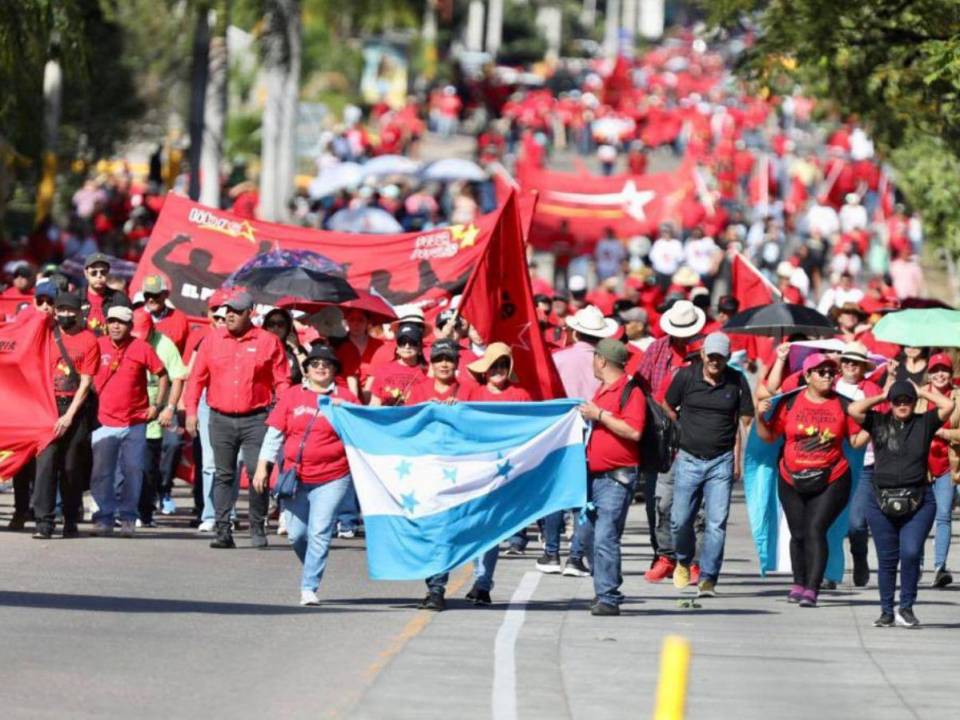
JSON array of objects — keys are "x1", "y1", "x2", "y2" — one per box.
[
  {"x1": 564, "y1": 305, "x2": 619, "y2": 339},
  {"x1": 659, "y1": 299, "x2": 706, "y2": 338}
]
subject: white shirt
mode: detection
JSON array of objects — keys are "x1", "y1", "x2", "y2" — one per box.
[
  {"x1": 649, "y1": 237, "x2": 685, "y2": 275},
  {"x1": 807, "y1": 203, "x2": 840, "y2": 237},
  {"x1": 684, "y1": 236, "x2": 719, "y2": 276},
  {"x1": 840, "y1": 203, "x2": 868, "y2": 234}
]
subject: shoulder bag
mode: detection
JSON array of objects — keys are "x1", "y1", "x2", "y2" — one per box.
[{"x1": 272, "y1": 403, "x2": 322, "y2": 500}]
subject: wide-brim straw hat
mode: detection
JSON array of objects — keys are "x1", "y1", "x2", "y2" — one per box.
[
  {"x1": 659, "y1": 299, "x2": 706, "y2": 339},
  {"x1": 564, "y1": 305, "x2": 619, "y2": 339},
  {"x1": 467, "y1": 341, "x2": 516, "y2": 380}
]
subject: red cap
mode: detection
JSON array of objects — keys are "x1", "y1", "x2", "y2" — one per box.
[
  {"x1": 929, "y1": 353, "x2": 953, "y2": 373},
  {"x1": 207, "y1": 289, "x2": 229, "y2": 310},
  {"x1": 802, "y1": 352, "x2": 839, "y2": 373}
]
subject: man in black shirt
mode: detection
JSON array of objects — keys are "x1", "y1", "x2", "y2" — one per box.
[{"x1": 664, "y1": 332, "x2": 754, "y2": 597}]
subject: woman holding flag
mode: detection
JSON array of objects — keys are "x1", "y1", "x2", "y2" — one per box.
[{"x1": 252, "y1": 345, "x2": 358, "y2": 606}]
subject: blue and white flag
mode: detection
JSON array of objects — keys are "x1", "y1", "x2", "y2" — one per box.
[
  {"x1": 743, "y1": 391, "x2": 865, "y2": 584},
  {"x1": 323, "y1": 399, "x2": 588, "y2": 580}
]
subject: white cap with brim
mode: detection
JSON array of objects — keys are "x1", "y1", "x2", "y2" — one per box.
[
  {"x1": 106, "y1": 306, "x2": 133, "y2": 323},
  {"x1": 564, "y1": 305, "x2": 619, "y2": 339},
  {"x1": 659, "y1": 300, "x2": 706, "y2": 339}
]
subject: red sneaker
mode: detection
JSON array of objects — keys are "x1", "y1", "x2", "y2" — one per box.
[
  {"x1": 644, "y1": 556, "x2": 677, "y2": 582},
  {"x1": 690, "y1": 564, "x2": 701, "y2": 585}
]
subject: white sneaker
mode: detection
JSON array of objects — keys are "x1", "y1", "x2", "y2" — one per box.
[
  {"x1": 120, "y1": 520, "x2": 135, "y2": 538},
  {"x1": 197, "y1": 520, "x2": 216, "y2": 533},
  {"x1": 277, "y1": 513, "x2": 288, "y2": 536},
  {"x1": 337, "y1": 529, "x2": 356, "y2": 539},
  {"x1": 299, "y1": 590, "x2": 320, "y2": 606}
]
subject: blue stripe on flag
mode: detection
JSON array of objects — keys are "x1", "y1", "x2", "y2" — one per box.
[
  {"x1": 323, "y1": 398, "x2": 582, "y2": 457},
  {"x1": 361, "y1": 443, "x2": 586, "y2": 580}
]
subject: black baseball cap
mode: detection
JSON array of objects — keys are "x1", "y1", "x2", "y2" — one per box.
[
  {"x1": 396, "y1": 324, "x2": 424, "y2": 345},
  {"x1": 84, "y1": 252, "x2": 111, "y2": 269},
  {"x1": 54, "y1": 292, "x2": 82, "y2": 310},
  {"x1": 302, "y1": 344, "x2": 340, "y2": 372},
  {"x1": 430, "y1": 338, "x2": 460, "y2": 362}
]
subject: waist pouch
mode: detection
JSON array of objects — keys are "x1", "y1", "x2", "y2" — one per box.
[
  {"x1": 789, "y1": 467, "x2": 830, "y2": 495},
  {"x1": 876, "y1": 486, "x2": 924, "y2": 518}
]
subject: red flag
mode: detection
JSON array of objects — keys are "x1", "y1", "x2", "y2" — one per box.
[
  {"x1": 730, "y1": 252, "x2": 780, "y2": 310},
  {"x1": 0, "y1": 310, "x2": 57, "y2": 481},
  {"x1": 459, "y1": 191, "x2": 565, "y2": 400}
]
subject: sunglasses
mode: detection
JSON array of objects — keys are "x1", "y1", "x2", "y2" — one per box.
[
  {"x1": 811, "y1": 367, "x2": 837, "y2": 378},
  {"x1": 306, "y1": 359, "x2": 335, "y2": 370},
  {"x1": 143, "y1": 292, "x2": 163, "y2": 301},
  {"x1": 265, "y1": 319, "x2": 288, "y2": 328},
  {"x1": 36, "y1": 297, "x2": 54, "y2": 307},
  {"x1": 432, "y1": 354, "x2": 458, "y2": 364},
  {"x1": 86, "y1": 267, "x2": 108, "y2": 277},
  {"x1": 891, "y1": 397, "x2": 915, "y2": 406},
  {"x1": 397, "y1": 338, "x2": 421, "y2": 348}
]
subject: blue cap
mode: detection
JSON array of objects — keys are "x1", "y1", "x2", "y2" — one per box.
[{"x1": 35, "y1": 282, "x2": 57, "y2": 299}]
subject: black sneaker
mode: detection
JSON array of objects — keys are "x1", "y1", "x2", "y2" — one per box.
[
  {"x1": 250, "y1": 532, "x2": 268, "y2": 549},
  {"x1": 32, "y1": 527, "x2": 53, "y2": 540},
  {"x1": 562, "y1": 557, "x2": 592, "y2": 577},
  {"x1": 821, "y1": 579, "x2": 837, "y2": 591},
  {"x1": 466, "y1": 585, "x2": 491, "y2": 605},
  {"x1": 8, "y1": 513, "x2": 30, "y2": 531},
  {"x1": 210, "y1": 534, "x2": 236, "y2": 549},
  {"x1": 852, "y1": 554, "x2": 870, "y2": 587},
  {"x1": 535, "y1": 553, "x2": 562, "y2": 574},
  {"x1": 61, "y1": 524, "x2": 80, "y2": 539},
  {"x1": 895, "y1": 608, "x2": 920, "y2": 628},
  {"x1": 590, "y1": 602, "x2": 621, "y2": 616},
  {"x1": 873, "y1": 612, "x2": 895, "y2": 628},
  {"x1": 419, "y1": 590, "x2": 446, "y2": 611},
  {"x1": 932, "y1": 566, "x2": 953, "y2": 588}
]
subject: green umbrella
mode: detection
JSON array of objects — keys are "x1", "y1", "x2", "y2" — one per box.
[{"x1": 872, "y1": 308, "x2": 960, "y2": 347}]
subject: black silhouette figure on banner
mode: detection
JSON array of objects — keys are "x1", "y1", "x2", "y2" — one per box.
[
  {"x1": 370, "y1": 259, "x2": 471, "y2": 306},
  {"x1": 153, "y1": 234, "x2": 273, "y2": 317}
]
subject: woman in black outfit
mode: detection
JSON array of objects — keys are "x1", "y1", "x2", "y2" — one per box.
[
  {"x1": 263, "y1": 307, "x2": 307, "y2": 385},
  {"x1": 848, "y1": 380, "x2": 954, "y2": 628}
]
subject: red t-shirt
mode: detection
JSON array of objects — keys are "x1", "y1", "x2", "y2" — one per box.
[
  {"x1": 85, "y1": 289, "x2": 109, "y2": 336},
  {"x1": 52, "y1": 328, "x2": 100, "y2": 397},
  {"x1": 407, "y1": 378, "x2": 465, "y2": 404},
  {"x1": 334, "y1": 341, "x2": 363, "y2": 386},
  {"x1": 587, "y1": 374, "x2": 646, "y2": 473},
  {"x1": 182, "y1": 325, "x2": 210, "y2": 365},
  {"x1": 266, "y1": 385, "x2": 356, "y2": 485},
  {"x1": 769, "y1": 392, "x2": 861, "y2": 484},
  {"x1": 465, "y1": 383, "x2": 532, "y2": 403},
  {"x1": 153, "y1": 308, "x2": 190, "y2": 354},
  {"x1": 369, "y1": 360, "x2": 426, "y2": 406},
  {"x1": 94, "y1": 336, "x2": 165, "y2": 426}
]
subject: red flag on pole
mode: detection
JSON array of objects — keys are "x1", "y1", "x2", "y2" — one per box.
[
  {"x1": 459, "y1": 191, "x2": 565, "y2": 400},
  {"x1": 730, "y1": 252, "x2": 780, "y2": 310},
  {"x1": 0, "y1": 310, "x2": 58, "y2": 481}
]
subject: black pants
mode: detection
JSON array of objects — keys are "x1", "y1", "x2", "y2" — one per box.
[
  {"x1": 778, "y1": 472, "x2": 851, "y2": 590},
  {"x1": 209, "y1": 409, "x2": 269, "y2": 533},
  {"x1": 32, "y1": 399, "x2": 92, "y2": 531},
  {"x1": 138, "y1": 425, "x2": 182, "y2": 522},
  {"x1": 13, "y1": 459, "x2": 36, "y2": 518}
]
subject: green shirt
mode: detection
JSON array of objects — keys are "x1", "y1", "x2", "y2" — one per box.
[{"x1": 147, "y1": 331, "x2": 188, "y2": 440}]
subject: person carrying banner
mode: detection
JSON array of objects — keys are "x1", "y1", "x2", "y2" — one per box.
[
  {"x1": 31, "y1": 292, "x2": 99, "y2": 539},
  {"x1": 253, "y1": 345, "x2": 358, "y2": 606},
  {"x1": 663, "y1": 332, "x2": 754, "y2": 597},
  {"x1": 463, "y1": 343, "x2": 532, "y2": 604},
  {"x1": 90, "y1": 305, "x2": 169, "y2": 537},
  {"x1": 184, "y1": 291, "x2": 291, "y2": 549},
  {"x1": 847, "y1": 380, "x2": 953, "y2": 627},
  {"x1": 755, "y1": 354, "x2": 867, "y2": 608},
  {"x1": 577, "y1": 338, "x2": 646, "y2": 616},
  {"x1": 408, "y1": 338, "x2": 468, "y2": 610}
]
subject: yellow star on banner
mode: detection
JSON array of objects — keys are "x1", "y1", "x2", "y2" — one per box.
[
  {"x1": 238, "y1": 220, "x2": 257, "y2": 243},
  {"x1": 451, "y1": 223, "x2": 480, "y2": 249}
]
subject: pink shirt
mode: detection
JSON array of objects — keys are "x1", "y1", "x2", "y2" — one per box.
[
  {"x1": 889, "y1": 258, "x2": 925, "y2": 299},
  {"x1": 552, "y1": 341, "x2": 601, "y2": 401}
]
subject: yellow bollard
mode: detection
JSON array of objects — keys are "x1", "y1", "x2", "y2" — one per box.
[{"x1": 653, "y1": 635, "x2": 691, "y2": 720}]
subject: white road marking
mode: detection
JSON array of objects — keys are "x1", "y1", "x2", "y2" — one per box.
[{"x1": 492, "y1": 571, "x2": 542, "y2": 720}]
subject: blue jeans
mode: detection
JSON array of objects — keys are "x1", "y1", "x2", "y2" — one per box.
[
  {"x1": 866, "y1": 486, "x2": 936, "y2": 613},
  {"x1": 286, "y1": 476, "x2": 350, "y2": 592},
  {"x1": 671, "y1": 450, "x2": 734, "y2": 582},
  {"x1": 473, "y1": 546, "x2": 500, "y2": 591},
  {"x1": 581, "y1": 468, "x2": 638, "y2": 606},
  {"x1": 847, "y1": 464, "x2": 874, "y2": 557},
  {"x1": 336, "y1": 478, "x2": 361, "y2": 533},
  {"x1": 91, "y1": 424, "x2": 147, "y2": 525},
  {"x1": 541, "y1": 510, "x2": 565, "y2": 555},
  {"x1": 567, "y1": 511, "x2": 591, "y2": 562},
  {"x1": 933, "y1": 473, "x2": 955, "y2": 569}
]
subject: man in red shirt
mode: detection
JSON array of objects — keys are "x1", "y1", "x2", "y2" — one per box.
[
  {"x1": 184, "y1": 291, "x2": 291, "y2": 549},
  {"x1": 577, "y1": 339, "x2": 646, "y2": 616},
  {"x1": 140, "y1": 273, "x2": 190, "y2": 353},
  {"x1": 0, "y1": 263, "x2": 36, "y2": 320},
  {"x1": 90, "y1": 305, "x2": 169, "y2": 537},
  {"x1": 82, "y1": 252, "x2": 118, "y2": 336},
  {"x1": 32, "y1": 292, "x2": 100, "y2": 539}
]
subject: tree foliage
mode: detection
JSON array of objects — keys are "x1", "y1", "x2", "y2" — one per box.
[{"x1": 704, "y1": 0, "x2": 960, "y2": 249}]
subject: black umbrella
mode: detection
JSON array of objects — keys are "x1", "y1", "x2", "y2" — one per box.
[
  {"x1": 722, "y1": 303, "x2": 835, "y2": 339},
  {"x1": 228, "y1": 266, "x2": 358, "y2": 305}
]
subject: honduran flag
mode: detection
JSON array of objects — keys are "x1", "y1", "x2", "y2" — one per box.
[
  {"x1": 322, "y1": 399, "x2": 588, "y2": 580},
  {"x1": 743, "y1": 391, "x2": 866, "y2": 584}
]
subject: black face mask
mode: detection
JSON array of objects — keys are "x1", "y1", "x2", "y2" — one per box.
[{"x1": 56, "y1": 315, "x2": 77, "y2": 330}]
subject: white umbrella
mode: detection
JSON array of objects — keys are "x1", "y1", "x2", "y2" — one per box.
[
  {"x1": 361, "y1": 154, "x2": 421, "y2": 179},
  {"x1": 327, "y1": 206, "x2": 403, "y2": 234},
  {"x1": 421, "y1": 158, "x2": 487, "y2": 183},
  {"x1": 308, "y1": 162, "x2": 364, "y2": 199}
]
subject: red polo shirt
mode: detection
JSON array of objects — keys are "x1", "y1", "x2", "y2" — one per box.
[
  {"x1": 185, "y1": 326, "x2": 291, "y2": 415},
  {"x1": 52, "y1": 328, "x2": 100, "y2": 397},
  {"x1": 587, "y1": 374, "x2": 646, "y2": 473},
  {"x1": 94, "y1": 336, "x2": 165, "y2": 426},
  {"x1": 266, "y1": 384, "x2": 357, "y2": 485}
]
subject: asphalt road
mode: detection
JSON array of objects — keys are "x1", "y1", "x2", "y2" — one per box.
[{"x1": 1, "y1": 485, "x2": 957, "y2": 720}]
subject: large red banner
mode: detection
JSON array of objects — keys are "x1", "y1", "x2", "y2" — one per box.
[
  {"x1": 131, "y1": 194, "x2": 506, "y2": 318},
  {"x1": 0, "y1": 310, "x2": 57, "y2": 481},
  {"x1": 516, "y1": 160, "x2": 697, "y2": 250}
]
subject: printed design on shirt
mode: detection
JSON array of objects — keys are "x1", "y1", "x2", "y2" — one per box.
[{"x1": 793, "y1": 405, "x2": 841, "y2": 456}]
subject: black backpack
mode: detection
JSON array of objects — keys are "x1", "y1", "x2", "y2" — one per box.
[{"x1": 619, "y1": 376, "x2": 679, "y2": 474}]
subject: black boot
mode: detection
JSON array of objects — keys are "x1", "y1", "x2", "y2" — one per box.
[
  {"x1": 250, "y1": 520, "x2": 268, "y2": 549},
  {"x1": 210, "y1": 523, "x2": 236, "y2": 549},
  {"x1": 852, "y1": 553, "x2": 870, "y2": 587}
]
